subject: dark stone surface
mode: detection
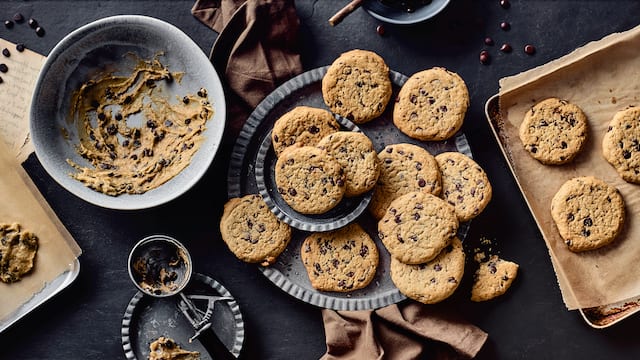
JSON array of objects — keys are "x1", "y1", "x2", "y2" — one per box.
[{"x1": 1, "y1": 1, "x2": 640, "y2": 359}]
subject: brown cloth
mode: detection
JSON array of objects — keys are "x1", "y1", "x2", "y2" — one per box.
[
  {"x1": 321, "y1": 302, "x2": 487, "y2": 360},
  {"x1": 192, "y1": 0, "x2": 303, "y2": 139},
  {"x1": 192, "y1": 1, "x2": 488, "y2": 358}
]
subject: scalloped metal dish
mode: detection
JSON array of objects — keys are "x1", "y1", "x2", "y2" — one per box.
[
  {"x1": 228, "y1": 66, "x2": 472, "y2": 311},
  {"x1": 121, "y1": 273, "x2": 244, "y2": 359},
  {"x1": 255, "y1": 122, "x2": 373, "y2": 232}
]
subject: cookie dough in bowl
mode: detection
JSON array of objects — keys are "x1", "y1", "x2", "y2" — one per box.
[{"x1": 30, "y1": 15, "x2": 226, "y2": 210}]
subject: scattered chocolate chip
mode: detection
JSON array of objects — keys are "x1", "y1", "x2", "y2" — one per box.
[
  {"x1": 376, "y1": 24, "x2": 385, "y2": 36},
  {"x1": 500, "y1": 0, "x2": 510, "y2": 9},
  {"x1": 4, "y1": 20, "x2": 13, "y2": 29},
  {"x1": 28, "y1": 18, "x2": 38, "y2": 29},
  {"x1": 182, "y1": 96, "x2": 190, "y2": 104},
  {"x1": 484, "y1": 37, "x2": 494, "y2": 46},
  {"x1": 500, "y1": 21, "x2": 510, "y2": 31},
  {"x1": 500, "y1": 43, "x2": 512, "y2": 53},
  {"x1": 479, "y1": 50, "x2": 490, "y2": 65},
  {"x1": 35, "y1": 26, "x2": 45, "y2": 37},
  {"x1": 13, "y1": 13, "x2": 24, "y2": 23},
  {"x1": 0, "y1": 64, "x2": 7, "y2": 73},
  {"x1": 1, "y1": 48, "x2": 9, "y2": 57},
  {"x1": 524, "y1": 44, "x2": 536, "y2": 55},
  {"x1": 0, "y1": 76, "x2": 3, "y2": 84}
]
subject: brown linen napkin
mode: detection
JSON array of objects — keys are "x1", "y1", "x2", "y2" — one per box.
[
  {"x1": 321, "y1": 301, "x2": 488, "y2": 360},
  {"x1": 192, "y1": 0, "x2": 303, "y2": 139},
  {"x1": 192, "y1": 1, "x2": 488, "y2": 358}
]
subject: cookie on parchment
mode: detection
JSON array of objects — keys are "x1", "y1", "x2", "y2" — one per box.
[
  {"x1": 602, "y1": 106, "x2": 640, "y2": 183},
  {"x1": 378, "y1": 191, "x2": 458, "y2": 265},
  {"x1": 0, "y1": 223, "x2": 39, "y2": 283},
  {"x1": 390, "y1": 237, "x2": 465, "y2": 304},
  {"x1": 369, "y1": 143, "x2": 442, "y2": 220},
  {"x1": 550, "y1": 176, "x2": 625, "y2": 252},
  {"x1": 470, "y1": 255, "x2": 519, "y2": 302},
  {"x1": 436, "y1": 151, "x2": 492, "y2": 222},
  {"x1": 519, "y1": 97, "x2": 588, "y2": 165},
  {"x1": 322, "y1": 49, "x2": 392, "y2": 124},
  {"x1": 301, "y1": 223, "x2": 379, "y2": 292},
  {"x1": 317, "y1": 131, "x2": 380, "y2": 197},
  {"x1": 271, "y1": 106, "x2": 341, "y2": 156},
  {"x1": 275, "y1": 146, "x2": 346, "y2": 214},
  {"x1": 220, "y1": 194, "x2": 292, "y2": 266},
  {"x1": 392, "y1": 67, "x2": 469, "y2": 141}
]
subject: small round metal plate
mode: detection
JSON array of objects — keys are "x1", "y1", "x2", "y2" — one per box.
[
  {"x1": 121, "y1": 273, "x2": 244, "y2": 360},
  {"x1": 254, "y1": 119, "x2": 373, "y2": 232}
]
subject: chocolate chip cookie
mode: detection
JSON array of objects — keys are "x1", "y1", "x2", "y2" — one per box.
[
  {"x1": 390, "y1": 237, "x2": 465, "y2": 304},
  {"x1": 271, "y1": 106, "x2": 341, "y2": 156},
  {"x1": 0, "y1": 223, "x2": 39, "y2": 283},
  {"x1": 392, "y1": 67, "x2": 469, "y2": 141},
  {"x1": 519, "y1": 97, "x2": 588, "y2": 165},
  {"x1": 274, "y1": 146, "x2": 346, "y2": 214},
  {"x1": 220, "y1": 194, "x2": 292, "y2": 266},
  {"x1": 550, "y1": 176, "x2": 625, "y2": 252},
  {"x1": 317, "y1": 131, "x2": 380, "y2": 197},
  {"x1": 436, "y1": 152, "x2": 492, "y2": 222},
  {"x1": 322, "y1": 49, "x2": 393, "y2": 124},
  {"x1": 369, "y1": 143, "x2": 442, "y2": 220},
  {"x1": 378, "y1": 191, "x2": 458, "y2": 264},
  {"x1": 470, "y1": 255, "x2": 519, "y2": 302},
  {"x1": 602, "y1": 106, "x2": 640, "y2": 183},
  {"x1": 301, "y1": 223, "x2": 379, "y2": 292}
]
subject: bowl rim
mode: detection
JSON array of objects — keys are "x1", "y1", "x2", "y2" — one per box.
[
  {"x1": 362, "y1": 0, "x2": 451, "y2": 25},
  {"x1": 30, "y1": 14, "x2": 226, "y2": 210}
]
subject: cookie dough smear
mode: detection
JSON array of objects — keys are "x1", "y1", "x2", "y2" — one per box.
[{"x1": 66, "y1": 56, "x2": 214, "y2": 196}]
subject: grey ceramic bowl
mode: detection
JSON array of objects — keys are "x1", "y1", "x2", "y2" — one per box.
[
  {"x1": 363, "y1": 0, "x2": 450, "y2": 25},
  {"x1": 30, "y1": 15, "x2": 226, "y2": 210}
]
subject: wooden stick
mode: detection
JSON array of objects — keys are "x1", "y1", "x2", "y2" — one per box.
[{"x1": 328, "y1": 0, "x2": 365, "y2": 26}]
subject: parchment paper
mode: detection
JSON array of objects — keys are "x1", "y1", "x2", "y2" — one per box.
[
  {"x1": 0, "y1": 38, "x2": 82, "y2": 320},
  {"x1": 498, "y1": 24, "x2": 640, "y2": 310}
]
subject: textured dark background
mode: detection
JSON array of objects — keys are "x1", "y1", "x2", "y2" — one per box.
[{"x1": 2, "y1": 1, "x2": 640, "y2": 359}]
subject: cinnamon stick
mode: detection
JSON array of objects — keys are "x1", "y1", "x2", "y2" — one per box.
[{"x1": 328, "y1": 0, "x2": 365, "y2": 26}]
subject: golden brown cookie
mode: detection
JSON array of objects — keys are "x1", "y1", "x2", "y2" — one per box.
[
  {"x1": 220, "y1": 194, "x2": 292, "y2": 266},
  {"x1": 436, "y1": 152, "x2": 492, "y2": 222},
  {"x1": 378, "y1": 191, "x2": 458, "y2": 264},
  {"x1": 316, "y1": 131, "x2": 380, "y2": 197},
  {"x1": 550, "y1": 176, "x2": 625, "y2": 252},
  {"x1": 390, "y1": 237, "x2": 465, "y2": 304},
  {"x1": 274, "y1": 146, "x2": 346, "y2": 214},
  {"x1": 301, "y1": 223, "x2": 379, "y2": 292},
  {"x1": 470, "y1": 255, "x2": 519, "y2": 302},
  {"x1": 0, "y1": 223, "x2": 38, "y2": 283},
  {"x1": 519, "y1": 97, "x2": 588, "y2": 165},
  {"x1": 322, "y1": 49, "x2": 393, "y2": 124},
  {"x1": 392, "y1": 67, "x2": 469, "y2": 141},
  {"x1": 271, "y1": 106, "x2": 341, "y2": 156},
  {"x1": 602, "y1": 106, "x2": 640, "y2": 183},
  {"x1": 369, "y1": 143, "x2": 442, "y2": 220},
  {"x1": 149, "y1": 337, "x2": 200, "y2": 360}
]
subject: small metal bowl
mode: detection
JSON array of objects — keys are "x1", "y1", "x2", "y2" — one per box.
[
  {"x1": 362, "y1": 0, "x2": 450, "y2": 25},
  {"x1": 127, "y1": 235, "x2": 192, "y2": 298}
]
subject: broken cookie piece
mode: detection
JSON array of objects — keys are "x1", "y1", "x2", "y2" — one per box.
[
  {"x1": 148, "y1": 336, "x2": 200, "y2": 360},
  {"x1": 470, "y1": 255, "x2": 518, "y2": 302}
]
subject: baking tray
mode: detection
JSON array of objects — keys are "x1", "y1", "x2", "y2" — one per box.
[
  {"x1": 0, "y1": 258, "x2": 80, "y2": 333},
  {"x1": 485, "y1": 94, "x2": 640, "y2": 328},
  {"x1": 121, "y1": 272, "x2": 244, "y2": 359},
  {"x1": 228, "y1": 66, "x2": 472, "y2": 311}
]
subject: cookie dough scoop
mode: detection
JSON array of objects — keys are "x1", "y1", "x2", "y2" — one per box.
[{"x1": 128, "y1": 235, "x2": 236, "y2": 359}]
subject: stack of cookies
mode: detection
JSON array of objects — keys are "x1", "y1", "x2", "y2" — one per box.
[
  {"x1": 220, "y1": 49, "x2": 512, "y2": 302},
  {"x1": 520, "y1": 97, "x2": 628, "y2": 253}
]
